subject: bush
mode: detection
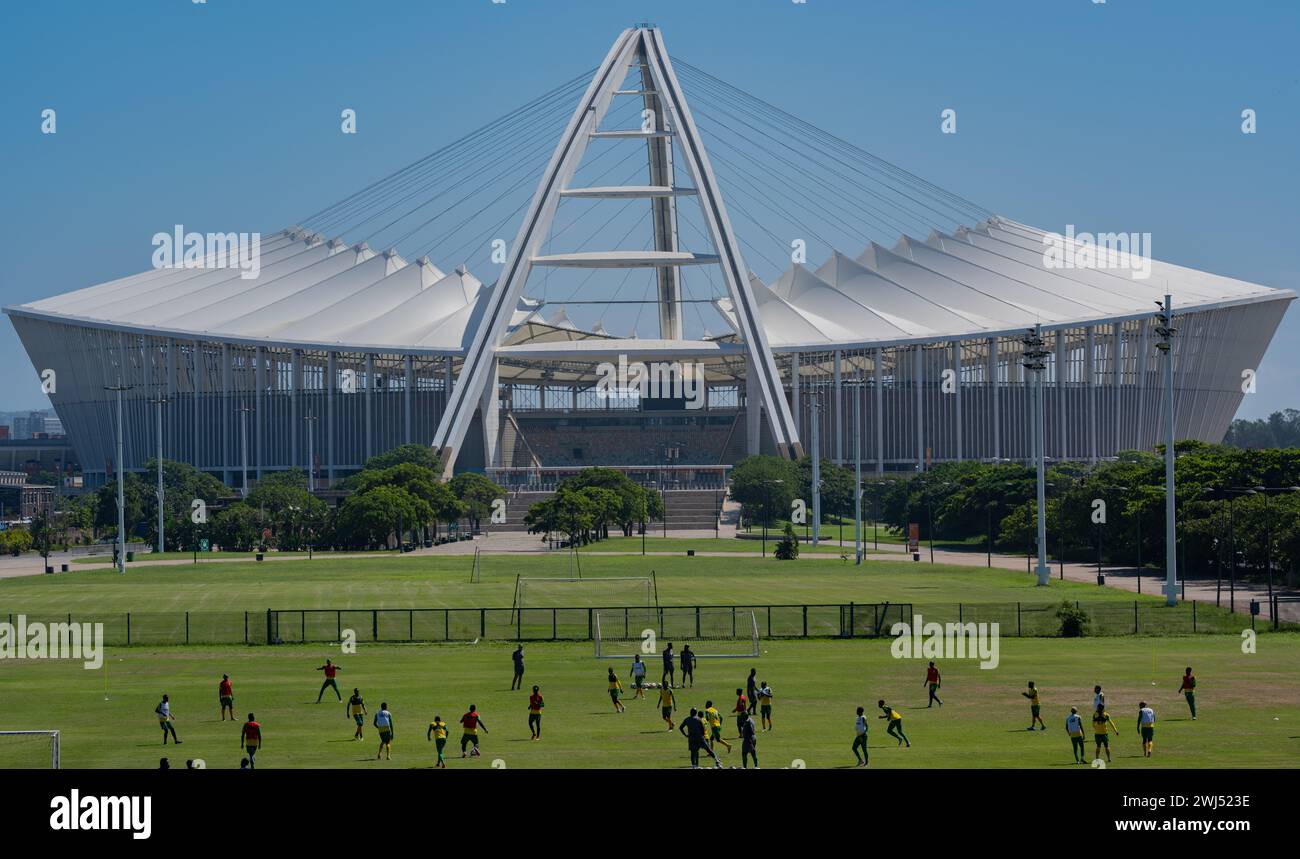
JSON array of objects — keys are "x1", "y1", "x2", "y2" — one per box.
[
  {"x1": 774, "y1": 523, "x2": 800, "y2": 560},
  {"x1": 1056, "y1": 601, "x2": 1090, "y2": 637}
]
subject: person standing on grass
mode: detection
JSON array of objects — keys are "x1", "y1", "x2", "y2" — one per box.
[
  {"x1": 156, "y1": 694, "x2": 181, "y2": 745},
  {"x1": 347, "y1": 688, "x2": 367, "y2": 740},
  {"x1": 528, "y1": 685, "x2": 544, "y2": 739},
  {"x1": 680, "y1": 645, "x2": 696, "y2": 688},
  {"x1": 315, "y1": 659, "x2": 342, "y2": 703},
  {"x1": 662, "y1": 642, "x2": 675, "y2": 687},
  {"x1": 218, "y1": 674, "x2": 235, "y2": 721},
  {"x1": 241, "y1": 713, "x2": 261, "y2": 769},
  {"x1": 1177, "y1": 667, "x2": 1197, "y2": 720},
  {"x1": 746, "y1": 668, "x2": 759, "y2": 716},
  {"x1": 740, "y1": 712, "x2": 759, "y2": 769},
  {"x1": 1065, "y1": 707, "x2": 1086, "y2": 764},
  {"x1": 630, "y1": 654, "x2": 647, "y2": 699},
  {"x1": 704, "y1": 700, "x2": 732, "y2": 753},
  {"x1": 679, "y1": 708, "x2": 721, "y2": 769},
  {"x1": 852, "y1": 706, "x2": 869, "y2": 767},
  {"x1": 1137, "y1": 702, "x2": 1156, "y2": 758},
  {"x1": 427, "y1": 715, "x2": 449, "y2": 768},
  {"x1": 878, "y1": 700, "x2": 910, "y2": 747},
  {"x1": 923, "y1": 662, "x2": 943, "y2": 707},
  {"x1": 732, "y1": 688, "x2": 749, "y2": 738},
  {"x1": 1092, "y1": 704, "x2": 1118, "y2": 763},
  {"x1": 460, "y1": 704, "x2": 487, "y2": 757},
  {"x1": 658, "y1": 683, "x2": 677, "y2": 730},
  {"x1": 607, "y1": 668, "x2": 626, "y2": 713},
  {"x1": 757, "y1": 681, "x2": 774, "y2": 731},
  {"x1": 1093, "y1": 685, "x2": 1105, "y2": 711},
  {"x1": 374, "y1": 703, "x2": 394, "y2": 760},
  {"x1": 1022, "y1": 681, "x2": 1046, "y2": 731},
  {"x1": 511, "y1": 645, "x2": 525, "y2": 691}
]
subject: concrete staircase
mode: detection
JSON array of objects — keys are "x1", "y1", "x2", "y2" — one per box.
[{"x1": 492, "y1": 488, "x2": 723, "y2": 533}]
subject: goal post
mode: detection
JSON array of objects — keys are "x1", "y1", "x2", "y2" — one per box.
[
  {"x1": 0, "y1": 730, "x2": 60, "y2": 768},
  {"x1": 594, "y1": 607, "x2": 760, "y2": 659}
]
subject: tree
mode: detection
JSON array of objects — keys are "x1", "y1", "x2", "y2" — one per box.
[
  {"x1": 449, "y1": 472, "x2": 506, "y2": 532},
  {"x1": 730, "y1": 455, "x2": 797, "y2": 528},
  {"x1": 774, "y1": 522, "x2": 800, "y2": 560},
  {"x1": 29, "y1": 510, "x2": 61, "y2": 566}
]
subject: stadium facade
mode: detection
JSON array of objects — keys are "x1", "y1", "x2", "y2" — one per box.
[{"x1": 6, "y1": 27, "x2": 1292, "y2": 490}]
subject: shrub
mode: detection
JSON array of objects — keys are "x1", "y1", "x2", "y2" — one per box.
[
  {"x1": 1056, "y1": 601, "x2": 1090, "y2": 637},
  {"x1": 774, "y1": 523, "x2": 800, "y2": 560}
]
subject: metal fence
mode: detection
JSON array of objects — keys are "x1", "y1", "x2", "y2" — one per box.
[{"x1": 1, "y1": 598, "x2": 1279, "y2": 647}]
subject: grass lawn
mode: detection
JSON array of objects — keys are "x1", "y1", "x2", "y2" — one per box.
[{"x1": 0, "y1": 636, "x2": 1294, "y2": 768}]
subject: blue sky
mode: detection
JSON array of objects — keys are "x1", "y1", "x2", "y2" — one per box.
[{"x1": 1, "y1": 0, "x2": 1296, "y2": 416}]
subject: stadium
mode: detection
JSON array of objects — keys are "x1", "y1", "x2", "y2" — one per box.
[{"x1": 4, "y1": 26, "x2": 1292, "y2": 492}]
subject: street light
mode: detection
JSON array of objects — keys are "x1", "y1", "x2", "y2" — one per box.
[
  {"x1": 304, "y1": 413, "x2": 319, "y2": 492},
  {"x1": 1153, "y1": 296, "x2": 1178, "y2": 606},
  {"x1": 1020, "y1": 325, "x2": 1052, "y2": 586},
  {"x1": 236, "y1": 402, "x2": 254, "y2": 499},
  {"x1": 148, "y1": 392, "x2": 168, "y2": 554},
  {"x1": 105, "y1": 381, "x2": 132, "y2": 575}
]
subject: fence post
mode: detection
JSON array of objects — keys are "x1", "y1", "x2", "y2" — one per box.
[
  {"x1": 409, "y1": 610, "x2": 414, "y2": 642},
  {"x1": 372, "y1": 610, "x2": 378, "y2": 642},
  {"x1": 1017, "y1": 602, "x2": 1021, "y2": 637},
  {"x1": 185, "y1": 611, "x2": 190, "y2": 645},
  {"x1": 958, "y1": 603, "x2": 963, "y2": 626},
  {"x1": 695, "y1": 606, "x2": 701, "y2": 638},
  {"x1": 265, "y1": 609, "x2": 272, "y2": 645},
  {"x1": 244, "y1": 611, "x2": 248, "y2": 645},
  {"x1": 1193, "y1": 600, "x2": 1197, "y2": 633},
  {"x1": 802, "y1": 605, "x2": 808, "y2": 638},
  {"x1": 849, "y1": 602, "x2": 855, "y2": 639},
  {"x1": 1134, "y1": 601, "x2": 1138, "y2": 635},
  {"x1": 767, "y1": 607, "x2": 771, "y2": 638},
  {"x1": 445, "y1": 609, "x2": 450, "y2": 642},
  {"x1": 552, "y1": 608, "x2": 557, "y2": 641}
]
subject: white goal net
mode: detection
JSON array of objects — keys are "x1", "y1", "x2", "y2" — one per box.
[
  {"x1": 0, "y1": 730, "x2": 60, "y2": 768},
  {"x1": 595, "y1": 608, "x2": 760, "y2": 659}
]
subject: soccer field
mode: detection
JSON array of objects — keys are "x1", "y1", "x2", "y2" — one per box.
[{"x1": 0, "y1": 636, "x2": 1295, "y2": 769}]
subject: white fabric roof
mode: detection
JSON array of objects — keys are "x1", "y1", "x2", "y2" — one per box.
[{"x1": 8, "y1": 219, "x2": 1289, "y2": 354}]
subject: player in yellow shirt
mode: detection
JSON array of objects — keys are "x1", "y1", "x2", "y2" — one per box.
[
  {"x1": 658, "y1": 685, "x2": 677, "y2": 730},
  {"x1": 1091, "y1": 705, "x2": 1119, "y2": 763},
  {"x1": 606, "y1": 667, "x2": 626, "y2": 713},
  {"x1": 704, "y1": 700, "x2": 732, "y2": 753},
  {"x1": 1021, "y1": 681, "x2": 1046, "y2": 731},
  {"x1": 426, "y1": 715, "x2": 449, "y2": 768},
  {"x1": 878, "y1": 699, "x2": 910, "y2": 747}
]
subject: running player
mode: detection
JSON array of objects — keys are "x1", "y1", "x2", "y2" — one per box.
[
  {"x1": 427, "y1": 715, "x2": 449, "y2": 768},
  {"x1": 757, "y1": 681, "x2": 774, "y2": 731},
  {"x1": 528, "y1": 685, "x2": 544, "y2": 739},
  {"x1": 240, "y1": 712, "x2": 261, "y2": 769},
  {"x1": 155, "y1": 694, "x2": 181, "y2": 745},
  {"x1": 607, "y1": 667, "x2": 626, "y2": 713},
  {"x1": 347, "y1": 688, "x2": 367, "y2": 740},
  {"x1": 374, "y1": 702, "x2": 394, "y2": 760},
  {"x1": 679, "y1": 708, "x2": 722, "y2": 769},
  {"x1": 923, "y1": 662, "x2": 943, "y2": 707},
  {"x1": 878, "y1": 700, "x2": 910, "y2": 747},
  {"x1": 218, "y1": 674, "x2": 235, "y2": 721},
  {"x1": 658, "y1": 683, "x2": 677, "y2": 730},
  {"x1": 460, "y1": 704, "x2": 487, "y2": 757},
  {"x1": 1022, "y1": 681, "x2": 1046, "y2": 730},
  {"x1": 732, "y1": 688, "x2": 749, "y2": 738},
  {"x1": 315, "y1": 659, "x2": 342, "y2": 703},
  {"x1": 704, "y1": 700, "x2": 732, "y2": 753},
  {"x1": 511, "y1": 645, "x2": 525, "y2": 691},
  {"x1": 740, "y1": 711, "x2": 759, "y2": 769},
  {"x1": 1177, "y1": 667, "x2": 1196, "y2": 720},
  {"x1": 1065, "y1": 706, "x2": 1086, "y2": 764},
  {"x1": 852, "y1": 706, "x2": 869, "y2": 767},
  {"x1": 662, "y1": 643, "x2": 675, "y2": 687},
  {"x1": 1137, "y1": 702, "x2": 1156, "y2": 757},
  {"x1": 630, "y1": 654, "x2": 647, "y2": 699},
  {"x1": 1092, "y1": 704, "x2": 1118, "y2": 762},
  {"x1": 746, "y1": 668, "x2": 759, "y2": 715},
  {"x1": 680, "y1": 645, "x2": 696, "y2": 688}
]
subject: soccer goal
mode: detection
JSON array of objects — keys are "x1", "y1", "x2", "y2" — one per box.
[
  {"x1": 594, "y1": 608, "x2": 760, "y2": 659},
  {"x1": 0, "y1": 730, "x2": 60, "y2": 768},
  {"x1": 512, "y1": 573, "x2": 658, "y2": 611}
]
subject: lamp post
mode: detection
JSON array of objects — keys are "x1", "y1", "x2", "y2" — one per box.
[
  {"x1": 236, "y1": 402, "x2": 253, "y2": 499},
  {"x1": 1020, "y1": 326, "x2": 1051, "y2": 585},
  {"x1": 304, "y1": 413, "x2": 319, "y2": 493},
  {"x1": 148, "y1": 393, "x2": 167, "y2": 554},
  {"x1": 1153, "y1": 295, "x2": 1178, "y2": 606},
  {"x1": 105, "y1": 381, "x2": 132, "y2": 575}
]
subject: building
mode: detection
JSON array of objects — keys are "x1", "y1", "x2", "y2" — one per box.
[{"x1": 4, "y1": 27, "x2": 1292, "y2": 490}]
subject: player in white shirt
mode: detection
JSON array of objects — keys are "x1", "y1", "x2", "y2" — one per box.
[
  {"x1": 852, "y1": 706, "x2": 869, "y2": 767},
  {"x1": 373, "y1": 703, "x2": 395, "y2": 760},
  {"x1": 155, "y1": 694, "x2": 181, "y2": 745},
  {"x1": 1093, "y1": 685, "x2": 1105, "y2": 710},
  {"x1": 1065, "y1": 706, "x2": 1086, "y2": 764},
  {"x1": 629, "y1": 654, "x2": 648, "y2": 699},
  {"x1": 1137, "y1": 702, "x2": 1156, "y2": 757}
]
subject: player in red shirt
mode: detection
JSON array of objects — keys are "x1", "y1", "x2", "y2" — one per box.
[
  {"x1": 218, "y1": 674, "x2": 235, "y2": 721},
  {"x1": 527, "y1": 686, "x2": 544, "y2": 740},
  {"x1": 240, "y1": 713, "x2": 262, "y2": 769},
  {"x1": 732, "y1": 688, "x2": 749, "y2": 738},
  {"x1": 315, "y1": 659, "x2": 342, "y2": 703},
  {"x1": 459, "y1": 704, "x2": 488, "y2": 757},
  {"x1": 923, "y1": 661, "x2": 943, "y2": 707}
]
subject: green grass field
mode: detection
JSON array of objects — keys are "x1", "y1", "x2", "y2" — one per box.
[{"x1": 1, "y1": 636, "x2": 1295, "y2": 768}]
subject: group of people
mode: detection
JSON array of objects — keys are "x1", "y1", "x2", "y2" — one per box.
[{"x1": 154, "y1": 685, "x2": 263, "y2": 769}]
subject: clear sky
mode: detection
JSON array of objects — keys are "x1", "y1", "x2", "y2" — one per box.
[{"x1": 1, "y1": 0, "x2": 1296, "y2": 416}]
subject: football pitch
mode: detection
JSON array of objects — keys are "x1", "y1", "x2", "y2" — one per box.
[
  {"x1": 0, "y1": 637, "x2": 1296, "y2": 769},
  {"x1": 0, "y1": 551, "x2": 1295, "y2": 769}
]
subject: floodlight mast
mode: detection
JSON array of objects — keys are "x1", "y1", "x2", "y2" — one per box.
[
  {"x1": 1154, "y1": 294, "x2": 1178, "y2": 606},
  {"x1": 1021, "y1": 325, "x2": 1051, "y2": 586}
]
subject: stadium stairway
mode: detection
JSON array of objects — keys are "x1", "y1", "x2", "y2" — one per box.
[{"x1": 492, "y1": 488, "x2": 723, "y2": 534}]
